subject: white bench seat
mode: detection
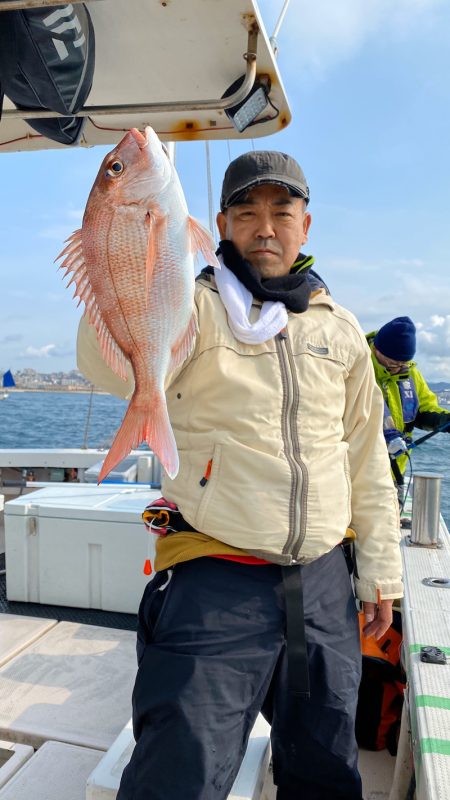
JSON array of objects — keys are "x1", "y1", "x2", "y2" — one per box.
[{"x1": 86, "y1": 714, "x2": 271, "y2": 800}]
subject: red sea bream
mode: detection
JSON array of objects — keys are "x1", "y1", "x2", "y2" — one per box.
[{"x1": 58, "y1": 126, "x2": 218, "y2": 481}]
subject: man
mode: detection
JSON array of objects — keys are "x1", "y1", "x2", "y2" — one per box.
[
  {"x1": 367, "y1": 316, "x2": 450, "y2": 497},
  {"x1": 78, "y1": 151, "x2": 402, "y2": 800}
]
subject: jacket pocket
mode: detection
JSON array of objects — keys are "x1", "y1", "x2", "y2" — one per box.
[
  {"x1": 195, "y1": 444, "x2": 222, "y2": 531},
  {"x1": 136, "y1": 569, "x2": 175, "y2": 664}
]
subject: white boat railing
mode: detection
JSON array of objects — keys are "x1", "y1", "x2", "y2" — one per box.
[
  {"x1": 398, "y1": 482, "x2": 450, "y2": 800},
  {"x1": 0, "y1": 449, "x2": 161, "y2": 495}
]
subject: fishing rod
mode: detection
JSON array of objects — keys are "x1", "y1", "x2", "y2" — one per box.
[{"x1": 391, "y1": 418, "x2": 450, "y2": 458}]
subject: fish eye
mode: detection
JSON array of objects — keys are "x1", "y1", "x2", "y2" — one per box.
[{"x1": 106, "y1": 160, "x2": 124, "y2": 177}]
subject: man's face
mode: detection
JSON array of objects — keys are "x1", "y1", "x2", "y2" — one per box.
[
  {"x1": 216, "y1": 184, "x2": 312, "y2": 278},
  {"x1": 374, "y1": 348, "x2": 410, "y2": 374}
]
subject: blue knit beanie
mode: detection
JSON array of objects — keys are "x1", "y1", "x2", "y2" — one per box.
[{"x1": 374, "y1": 317, "x2": 416, "y2": 361}]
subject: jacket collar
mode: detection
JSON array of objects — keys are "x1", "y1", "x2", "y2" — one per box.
[{"x1": 197, "y1": 271, "x2": 335, "y2": 312}]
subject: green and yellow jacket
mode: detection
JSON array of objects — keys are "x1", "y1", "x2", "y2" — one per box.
[{"x1": 366, "y1": 331, "x2": 450, "y2": 475}]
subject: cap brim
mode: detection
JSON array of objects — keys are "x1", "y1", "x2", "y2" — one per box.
[{"x1": 223, "y1": 179, "x2": 309, "y2": 209}]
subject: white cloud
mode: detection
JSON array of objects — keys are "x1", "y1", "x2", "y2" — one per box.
[
  {"x1": 326, "y1": 255, "x2": 425, "y2": 274},
  {"x1": 414, "y1": 314, "x2": 450, "y2": 381},
  {"x1": 39, "y1": 224, "x2": 77, "y2": 242},
  {"x1": 38, "y1": 208, "x2": 83, "y2": 241},
  {"x1": 419, "y1": 330, "x2": 437, "y2": 344},
  {"x1": 67, "y1": 209, "x2": 84, "y2": 221},
  {"x1": 263, "y1": 0, "x2": 445, "y2": 79},
  {"x1": 417, "y1": 315, "x2": 450, "y2": 355},
  {"x1": 326, "y1": 294, "x2": 450, "y2": 382},
  {"x1": 19, "y1": 343, "x2": 76, "y2": 360},
  {"x1": 418, "y1": 355, "x2": 450, "y2": 382},
  {"x1": 20, "y1": 344, "x2": 56, "y2": 359}
]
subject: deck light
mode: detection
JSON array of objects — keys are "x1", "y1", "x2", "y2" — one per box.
[{"x1": 223, "y1": 75, "x2": 271, "y2": 133}]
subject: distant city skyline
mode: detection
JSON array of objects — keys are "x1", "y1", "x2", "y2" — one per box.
[
  {"x1": 1, "y1": 366, "x2": 89, "y2": 388},
  {"x1": 3, "y1": 366, "x2": 450, "y2": 392}
]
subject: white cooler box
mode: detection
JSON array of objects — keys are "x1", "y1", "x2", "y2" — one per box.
[
  {"x1": 84, "y1": 456, "x2": 138, "y2": 484},
  {"x1": 4, "y1": 486, "x2": 160, "y2": 613}
]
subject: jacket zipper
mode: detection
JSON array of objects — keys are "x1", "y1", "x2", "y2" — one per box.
[
  {"x1": 276, "y1": 328, "x2": 308, "y2": 560},
  {"x1": 199, "y1": 459, "x2": 213, "y2": 486}
]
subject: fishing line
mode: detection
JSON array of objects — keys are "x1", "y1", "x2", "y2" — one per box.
[
  {"x1": 82, "y1": 384, "x2": 95, "y2": 448},
  {"x1": 205, "y1": 140, "x2": 215, "y2": 234},
  {"x1": 399, "y1": 451, "x2": 413, "y2": 517}
]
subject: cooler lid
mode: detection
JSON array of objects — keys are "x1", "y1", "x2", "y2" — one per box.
[{"x1": 4, "y1": 485, "x2": 160, "y2": 524}]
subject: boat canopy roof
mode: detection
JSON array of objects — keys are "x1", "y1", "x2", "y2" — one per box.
[{"x1": 0, "y1": 0, "x2": 292, "y2": 152}]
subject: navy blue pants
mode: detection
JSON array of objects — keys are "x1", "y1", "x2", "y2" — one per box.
[{"x1": 117, "y1": 547, "x2": 363, "y2": 800}]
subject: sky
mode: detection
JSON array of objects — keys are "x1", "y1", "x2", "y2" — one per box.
[{"x1": 1, "y1": 0, "x2": 450, "y2": 382}]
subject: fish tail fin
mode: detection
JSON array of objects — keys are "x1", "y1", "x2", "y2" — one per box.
[{"x1": 97, "y1": 391, "x2": 179, "y2": 484}]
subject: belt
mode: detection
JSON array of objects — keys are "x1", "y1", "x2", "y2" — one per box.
[{"x1": 281, "y1": 565, "x2": 310, "y2": 699}]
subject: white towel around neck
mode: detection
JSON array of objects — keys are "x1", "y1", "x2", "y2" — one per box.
[{"x1": 213, "y1": 256, "x2": 288, "y2": 344}]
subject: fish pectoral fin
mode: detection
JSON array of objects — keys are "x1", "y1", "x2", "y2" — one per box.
[
  {"x1": 169, "y1": 313, "x2": 198, "y2": 372},
  {"x1": 188, "y1": 216, "x2": 220, "y2": 268},
  {"x1": 144, "y1": 213, "x2": 157, "y2": 299},
  {"x1": 145, "y1": 211, "x2": 167, "y2": 302}
]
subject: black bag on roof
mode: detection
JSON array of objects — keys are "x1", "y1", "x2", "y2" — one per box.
[{"x1": 0, "y1": 3, "x2": 95, "y2": 145}]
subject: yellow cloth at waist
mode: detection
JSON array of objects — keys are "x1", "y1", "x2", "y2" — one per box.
[
  {"x1": 153, "y1": 527, "x2": 356, "y2": 571},
  {"x1": 154, "y1": 531, "x2": 251, "y2": 571}
]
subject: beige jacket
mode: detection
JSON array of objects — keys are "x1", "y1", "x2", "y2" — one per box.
[{"x1": 78, "y1": 275, "x2": 403, "y2": 602}]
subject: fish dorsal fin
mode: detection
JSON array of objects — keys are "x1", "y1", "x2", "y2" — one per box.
[
  {"x1": 56, "y1": 229, "x2": 129, "y2": 381},
  {"x1": 169, "y1": 313, "x2": 198, "y2": 373},
  {"x1": 187, "y1": 216, "x2": 220, "y2": 268}
]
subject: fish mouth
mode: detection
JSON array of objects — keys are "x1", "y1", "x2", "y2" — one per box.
[{"x1": 130, "y1": 128, "x2": 148, "y2": 149}]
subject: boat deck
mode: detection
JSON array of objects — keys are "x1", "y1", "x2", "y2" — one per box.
[
  {"x1": 2, "y1": 471, "x2": 449, "y2": 798},
  {"x1": 0, "y1": 484, "x2": 399, "y2": 799}
]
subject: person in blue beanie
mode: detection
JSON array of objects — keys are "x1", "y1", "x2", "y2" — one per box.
[{"x1": 366, "y1": 317, "x2": 450, "y2": 499}]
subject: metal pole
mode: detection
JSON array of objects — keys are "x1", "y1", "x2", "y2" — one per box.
[
  {"x1": 205, "y1": 141, "x2": 215, "y2": 235},
  {"x1": 410, "y1": 472, "x2": 443, "y2": 547},
  {"x1": 166, "y1": 142, "x2": 176, "y2": 165},
  {"x1": 270, "y1": 0, "x2": 291, "y2": 56}
]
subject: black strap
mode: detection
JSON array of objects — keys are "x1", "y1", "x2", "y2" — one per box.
[{"x1": 281, "y1": 565, "x2": 310, "y2": 699}]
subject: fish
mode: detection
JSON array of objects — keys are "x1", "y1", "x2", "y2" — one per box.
[{"x1": 57, "y1": 126, "x2": 219, "y2": 482}]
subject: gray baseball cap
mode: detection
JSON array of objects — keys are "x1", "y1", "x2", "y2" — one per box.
[{"x1": 220, "y1": 150, "x2": 310, "y2": 211}]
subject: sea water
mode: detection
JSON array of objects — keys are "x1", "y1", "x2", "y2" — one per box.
[
  {"x1": 0, "y1": 390, "x2": 449, "y2": 527},
  {"x1": 0, "y1": 391, "x2": 128, "y2": 450}
]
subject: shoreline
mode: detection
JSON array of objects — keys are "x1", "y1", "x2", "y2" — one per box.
[{"x1": 4, "y1": 388, "x2": 109, "y2": 395}]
